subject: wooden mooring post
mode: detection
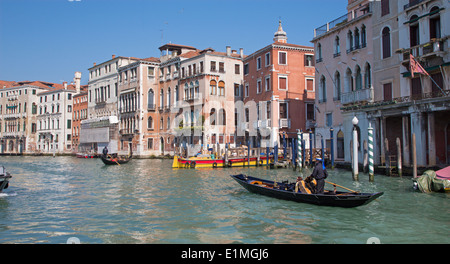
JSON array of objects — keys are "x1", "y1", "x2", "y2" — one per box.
[
  {"x1": 412, "y1": 133, "x2": 417, "y2": 178},
  {"x1": 396, "y1": 137, "x2": 402, "y2": 177}
]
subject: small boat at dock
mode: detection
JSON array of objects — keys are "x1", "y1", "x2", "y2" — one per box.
[
  {"x1": 231, "y1": 174, "x2": 383, "y2": 208},
  {"x1": 0, "y1": 166, "x2": 12, "y2": 193},
  {"x1": 172, "y1": 155, "x2": 276, "y2": 168},
  {"x1": 76, "y1": 153, "x2": 98, "y2": 158}
]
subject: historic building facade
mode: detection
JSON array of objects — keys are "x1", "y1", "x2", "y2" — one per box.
[{"x1": 243, "y1": 21, "x2": 315, "y2": 148}]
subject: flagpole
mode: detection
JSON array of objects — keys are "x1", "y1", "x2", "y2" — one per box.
[{"x1": 410, "y1": 54, "x2": 445, "y2": 95}]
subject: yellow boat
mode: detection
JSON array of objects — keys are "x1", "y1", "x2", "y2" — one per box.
[{"x1": 172, "y1": 155, "x2": 275, "y2": 169}]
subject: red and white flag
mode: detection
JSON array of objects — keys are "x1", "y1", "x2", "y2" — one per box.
[{"x1": 410, "y1": 54, "x2": 429, "y2": 77}]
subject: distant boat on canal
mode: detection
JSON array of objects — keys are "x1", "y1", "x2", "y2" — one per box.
[{"x1": 0, "y1": 166, "x2": 12, "y2": 193}]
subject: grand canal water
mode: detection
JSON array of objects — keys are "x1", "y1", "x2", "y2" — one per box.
[{"x1": 0, "y1": 156, "x2": 448, "y2": 244}]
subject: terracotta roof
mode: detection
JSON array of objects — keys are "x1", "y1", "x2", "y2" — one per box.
[
  {"x1": 0, "y1": 80, "x2": 18, "y2": 89},
  {"x1": 141, "y1": 57, "x2": 160, "y2": 63}
]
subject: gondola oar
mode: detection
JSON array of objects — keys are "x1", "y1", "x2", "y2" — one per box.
[
  {"x1": 325, "y1": 180, "x2": 358, "y2": 193},
  {"x1": 108, "y1": 154, "x2": 121, "y2": 166}
]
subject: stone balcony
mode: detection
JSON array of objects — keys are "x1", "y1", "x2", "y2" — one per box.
[{"x1": 341, "y1": 87, "x2": 373, "y2": 105}]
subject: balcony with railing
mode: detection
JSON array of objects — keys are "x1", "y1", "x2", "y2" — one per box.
[
  {"x1": 400, "y1": 37, "x2": 447, "y2": 64},
  {"x1": 313, "y1": 2, "x2": 372, "y2": 39},
  {"x1": 279, "y1": 118, "x2": 291, "y2": 129},
  {"x1": 404, "y1": 0, "x2": 428, "y2": 10},
  {"x1": 341, "y1": 87, "x2": 373, "y2": 105}
]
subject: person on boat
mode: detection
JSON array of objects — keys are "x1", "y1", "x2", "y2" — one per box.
[
  {"x1": 102, "y1": 146, "x2": 108, "y2": 157},
  {"x1": 310, "y1": 158, "x2": 328, "y2": 194}
]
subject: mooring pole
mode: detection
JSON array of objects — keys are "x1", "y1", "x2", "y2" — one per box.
[
  {"x1": 297, "y1": 129, "x2": 302, "y2": 170},
  {"x1": 309, "y1": 130, "x2": 313, "y2": 167},
  {"x1": 412, "y1": 133, "x2": 417, "y2": 178},
  {"x1": 352, "y1": 116, "x2": 359, "y2": 181},
  {"x1": 396, "y1": 137, "x2": 402, "y2": 177},
  {"x1": 368, "y1": 123, "x2": 374, "y2": 182},
  {"x1": 330, "y1": 128, "x2": 334, "y2": 169}
]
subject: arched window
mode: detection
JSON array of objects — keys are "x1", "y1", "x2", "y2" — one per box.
[
  {"x1": 345, "y1": 68, "x2": 353, "y2": 93},
  {"x1": 194, "y1": 81, "x2": 199, "y2": 99},
  {"x1": 430, "y1": 6, "x2": 441, "y2": 39},
  {"x1": 334, "y1": 71, "x2": 341, "y2": 100},
  {"x1": 219, "y1": 109, "x2": 226, "y2": 125},
  {"x1": 382, "y1": 27, "x2": 391, "y2": 59},
  {"x1": 361, "y1": 25, "x2": 367, "y2": 47},
  {"x1": 410, "y1": 15, "x2": 420, "y2": 47},
  {"x1": 147, "y1": 89, "x2": 154, "y2": 109},
  {"x1": 317, "y1": 43, "x2": 322, "y2": 60},
  {"x1": 319, "y1": 75, "x2": 326, "y2": 102},
  {"x1": 355, "y1": 65, "x2": 362, "y2": 90},
  {"x1": 160, "y1": 89, "x2": 164, "y2": 108},
  {"x1": 147, "y1": 116, "x2": 153, "y2": 129},
  {"x1": 210, "y1": 80, "x2": 217, "y2": 95},
  {"x1": 354, "y1": 28, "x2": 360, "y2": 49},
  {"x1": 184, "y1": 83, "x2": 189, "y2": 100},
  {"x1": 334, "y1": 36, "x2": 340, "y2": 56},
  {"x1": 188, "y1": 82, "x2": 193, "y2": 100},
  {"x1": 347, "y1": 30, "x2": 353, "y2": 51},
  {"x1": 210, "y1": 108, "x2": 216, "y2": 125},
  {"x1": 167, "y1": 88, "x2": 171, "y2": 106},
  {"x1": 218, "y1": 81, "x2": 225, "y2": 96},
  {"x1": 364, "y1": 63, "x2": 371, "y2": 89}
]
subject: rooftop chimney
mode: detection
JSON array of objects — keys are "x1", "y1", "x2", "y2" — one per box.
[
  {"x1": 93, "y1": 62, "x2": 96, "y2": 66},
  {"x1": 112, "y1": 54, "x2": 116, "y2": 59},
  {"x1": 63, "y1": 82, "x2": 68, "y2": 90},
  {"x1": 240, "y1": 48, "x2": 244, "y2": 58},
  {"x1": 226, "y1": 46, "x2": 231, "y2": 56},
  {"x1": 74, "y1": 71, "x2": 81, "y2": 94}
]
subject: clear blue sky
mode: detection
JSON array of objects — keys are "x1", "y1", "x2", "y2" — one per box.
[{"x1": 0, "y1": 0, "x2": 347, "y2": 85}]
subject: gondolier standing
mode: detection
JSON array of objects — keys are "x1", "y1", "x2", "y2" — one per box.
[
  {"x1": 102, "y1": 146, "x2": 108, "y2": 157},
  {"x1": 310, "y1": 158, "x2": 328, "y2": 194}
]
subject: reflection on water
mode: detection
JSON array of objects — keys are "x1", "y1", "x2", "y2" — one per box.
[{"x1": 0, "y1": 156, "x2": 449, "y2": 244}]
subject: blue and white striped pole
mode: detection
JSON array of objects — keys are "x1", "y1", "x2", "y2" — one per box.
[
  {"x1": 368, "y1": 123, "x2": 374, "y2": 182},
  {"x1": 297, "y1": 129, "x2": 303, "y2": 170}
]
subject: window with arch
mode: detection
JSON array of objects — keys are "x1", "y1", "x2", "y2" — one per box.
[
  {"x1": 355, "y1": 65, "x2": 362, "y2": 90},
  {"x1": 319, "y1": 75, "x2": 326, "y2": 103},
  {"x1": 317, "y1": 43, "x2": 322, "y2": 62},
  {"x1": 210, "y1": 108, "x2": 216, "y2": 125},
  {"x1": 361, "y1": 25, "x2": 367, "y2": 47},
  {"x1": 382, "y1": 27, "x2": 391, "y2": 59},
  {"x1": 334, "y1": 71, "x2": 341, "y2": 101},
  {"x1": 189, "y1": 82, "x2": 194, "y2": 99},
  {"x1": 184, "y1": 83, "x2": 189, "y2": 100},
  {"x1": 364, "y1": 63, "x2": 371, "y2": 89},
  {"x1": 345, "y1": 68, "x2": 354, "y2": 93},
  {"x1": 160, "y1": 89, "x2": 164, "y2": 108},
  {"x1": 354, "y1": 28, "x2": 360, "y2": 49},
  {"x1": 430, "y1": 6, "x2": 441, "y2": 39},
  {"x1": 219, "y1": 109, "x2": 226, "y2": 125},
  {"x1": 347, "y1": 30, "x2": 354, "y2": 52},
  {"x1": 195, "y1": 81, "x2": 199, "y2": 99},
  {"x1": 218, "y1": 81, "x2": 225, "y2": 96},
  {"x1": 167, "y1": 88, "x2": 171, "y2": 107},
  {"x1": 210, "y1": 80, "x2": 217, "y2": 95},
  {"x1": 334, "y1": 36, "x2": 340, "y2": 56},
  {"x1": 147, "y1": 89, "x2": 155, "y2": 109}
]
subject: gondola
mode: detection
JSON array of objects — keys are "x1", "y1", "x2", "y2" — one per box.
[
  {"x1": 100, "y1": 154, "x2": 131, "y2": 165},
  {"x1": 0, "y1": 166, "x2": 12, "y2": 193},
  {"x1": 230, "y1": 174, "x2": 383, "y2": 208}
]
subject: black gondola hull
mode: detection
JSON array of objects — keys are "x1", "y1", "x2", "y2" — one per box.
[
  {"x1": 100, "y1": 156, "x2": 131, "y2": 165},
  {"x1": 231, "y1": 174, "x2": 383, "y2": 208}
]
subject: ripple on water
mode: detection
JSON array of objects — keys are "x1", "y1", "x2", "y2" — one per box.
[{"x1": 0, "y1": 156, "x2": 449, "y2": 244}]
